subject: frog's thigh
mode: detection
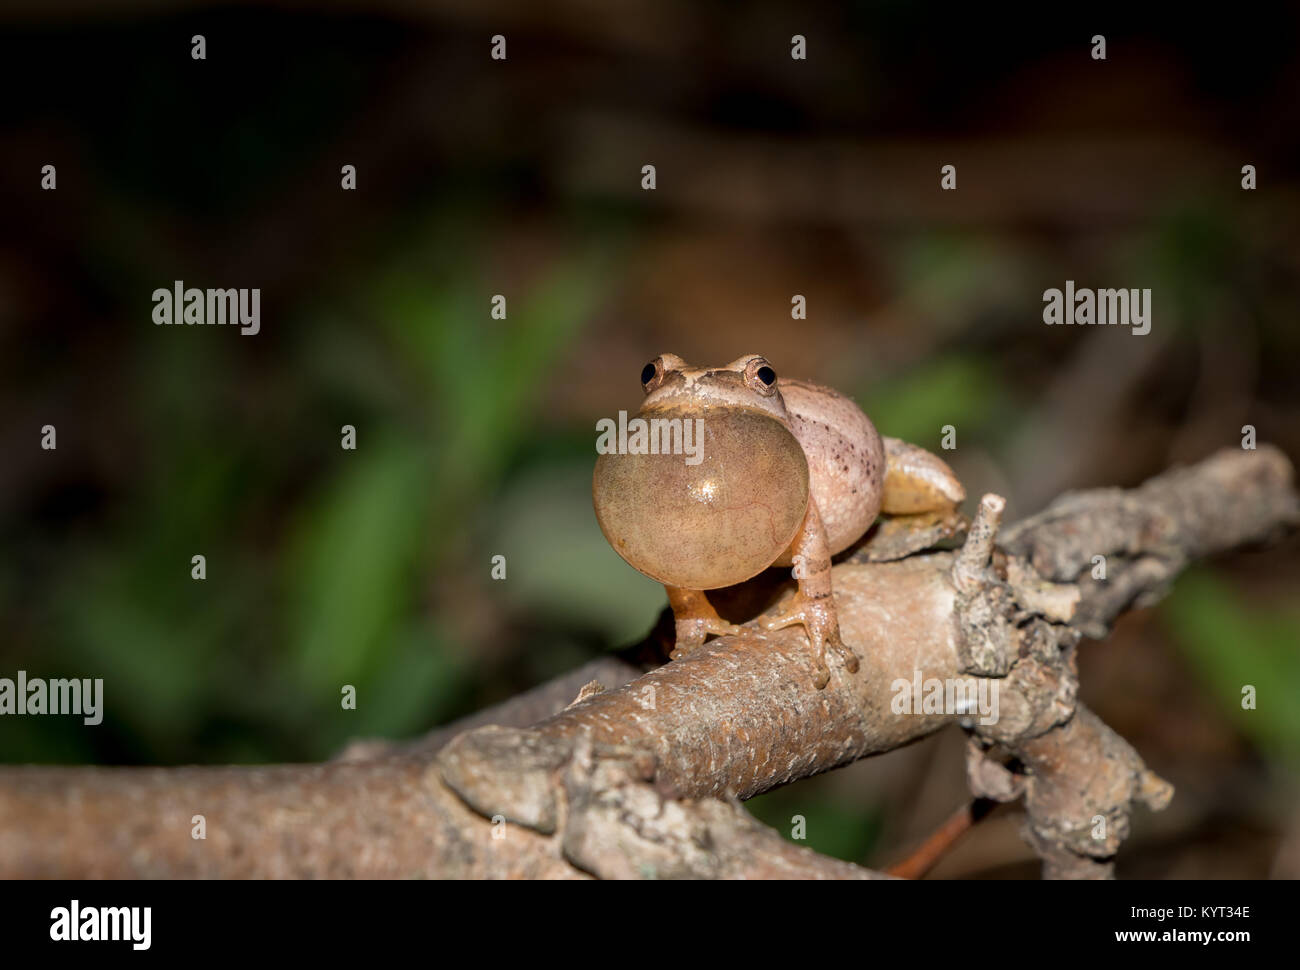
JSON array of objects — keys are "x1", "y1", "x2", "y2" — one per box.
[{"x1": 880, "y1": 437, "x2": 966, "y2": 515}]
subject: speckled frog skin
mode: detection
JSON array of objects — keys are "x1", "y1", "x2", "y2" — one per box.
[{"x1": 593, "y1": 353, "x2": 964, "y2": 688}]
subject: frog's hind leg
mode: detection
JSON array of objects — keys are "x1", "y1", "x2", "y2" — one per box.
[
  {"x1": 881, "y1": 437, "x2": 966, "y2": 515},
  {"x1": 666, "y1": 586, "x2": 744, "y2": 660}
]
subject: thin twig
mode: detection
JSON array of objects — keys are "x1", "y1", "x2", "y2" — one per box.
[{"x1": 886, "y1": 799, "x2": 995, "y2": 879}]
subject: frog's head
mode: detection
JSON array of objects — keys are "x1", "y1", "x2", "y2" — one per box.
[
  {"x1": 638, "y1": 352, "x2": 791, "y2": 421},
  {"x1": 592, "y1": 353, "x2": 810, "y2": 590}
]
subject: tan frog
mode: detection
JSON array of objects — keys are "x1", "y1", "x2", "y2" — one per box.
[{"x1": 592, "y1": 353, "x2": 965, "y2": 688}]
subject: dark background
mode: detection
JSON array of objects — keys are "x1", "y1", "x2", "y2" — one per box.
[{"x1": 1, "y1": 2, "x2": 1298, "y2": 877}]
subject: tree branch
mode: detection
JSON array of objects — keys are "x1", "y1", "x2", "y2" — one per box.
[{"x1": 0, "y1": 446, "x2": 1293, "y2": 879}]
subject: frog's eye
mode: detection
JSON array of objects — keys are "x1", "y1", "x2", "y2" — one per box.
[
  {"x1": 743, "y1": 357, "x2": 778, "y2": 395},
  {"x1": 641, "y1": 357, "x2": 672, "y2": 393}
]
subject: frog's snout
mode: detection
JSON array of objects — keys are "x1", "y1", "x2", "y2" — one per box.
[{"x1": 592, "y1": 407, "x2": 810, "y2": 590}]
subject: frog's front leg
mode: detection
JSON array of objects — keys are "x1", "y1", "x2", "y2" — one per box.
[
  {"x1": 666, "y1": 586, "x2": 744, "y2": 660},
  {"x1": 761, "y1": 498, "x2": 860, "y2": 688}
]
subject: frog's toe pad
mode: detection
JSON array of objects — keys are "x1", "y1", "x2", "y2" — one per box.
[{"x1": 833, "y1": 637, "x2": 860, "y2": 674}]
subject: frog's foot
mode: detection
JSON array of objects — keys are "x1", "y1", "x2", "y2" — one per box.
[
  {"x1": 671, "y1": 616, "x2": 745, "y2": 660},
  {"x1": 665, "y1": 586, "x2": 744, "y2": 660},
  {"x1": 762, "y1": 593, "x2": 859, "y2": 689}
]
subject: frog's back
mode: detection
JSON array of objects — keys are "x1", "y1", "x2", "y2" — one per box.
[{"x1": 778, "y1": 378, "x2": 885, "y2": 555}]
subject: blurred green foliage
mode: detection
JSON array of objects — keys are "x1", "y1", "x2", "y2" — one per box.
[
  {"x1": 5, "y1": 229, "x2": 606, "y2": 765},
  {"x1": 860, "y1": 355, "x2": 1011, "y2": 452},
  {"x1": 746, "y1": 786, "x2": 885, "y2": 863},
  {"x1": 487, "y1": 462, "x2": 666, "y2": 648},
  {"x1": 1162, "y1": 568, "x2": 1300, "y2": 767}
]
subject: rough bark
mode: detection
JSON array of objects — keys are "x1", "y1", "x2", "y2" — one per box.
[{"x1": 0, "y1": 446, "x2": 1294, "y2": 879}]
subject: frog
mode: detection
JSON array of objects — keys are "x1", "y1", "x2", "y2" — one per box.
[{"x1": 592, "y1": 353, "x2": 966, "y2": 689}]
